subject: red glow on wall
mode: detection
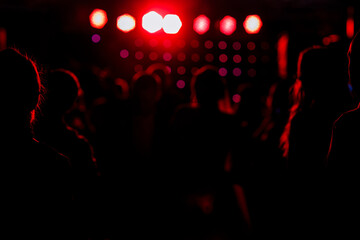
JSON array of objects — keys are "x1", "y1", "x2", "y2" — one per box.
[
  {"x1": 193, "y1": 15, "x2": 210, "y2": 35},
  {"x1": 142, "y1": 11, "x2": 163, "y2": 33},
  {"x1": 89, "y1": 9, "x2": 108, "y2": 29},
  {"x1": 220, "y1": 16, "x2": 237, "y2": 36},
  {"x1": 277, "y1": 33, "x2": 289, "y2": 80},
  {"x1": 243, "y1": 15, "x2": 262, "y2": 34},
  {"x1": 163, "y1": 14, "x2": 182, "y2": 34},
  {"x1": 117, "y1": 14, "x2": 136, "y2": 33},
  {"x1": 347, "y1": 7, "x2": 355, "y2": 39}
]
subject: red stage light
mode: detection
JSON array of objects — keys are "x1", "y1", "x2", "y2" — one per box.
[
  {"x1": 163, "y1": 14, "x2": 182, "y2": 34},
  {"x1": 193, "y1": 15, "x2": 210, "y2": 35},
  {"x1": 117, "y1": 14, "x2": 136, "y2": 33},
  {"x1": 89, "y1": 9, "x2": 108, "y2": 29},
  {"x1": 244, "y1": 15, "x2": 262, "y2": 34},
  {"x1": 220, "y1": 16, "x2": 236, "y2": 36},
  {"x1": 142, "y1": 11, "x2": 163, "y2": 33}
]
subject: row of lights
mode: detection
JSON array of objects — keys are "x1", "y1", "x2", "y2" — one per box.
[{"x1": 89, "y1": 9, "x2": 263, "y2": 35}]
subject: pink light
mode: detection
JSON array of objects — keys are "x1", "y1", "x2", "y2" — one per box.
[
  {"x1": 219, "y1": 54, "x2": 228, "y2": 63},
  {"x1": 219, "y1": 68, "x2": 228, "y2": 77},
  {"x1": 218, "y1": 41, "x2": 227, "y2": 50},
  {"x1": 89, "y1": 9, "x2": 108, "y2": 29},
  {"x1": 135, "y1": 51, "x2": 144, "y2": 60},
  {"x1": 244, "y1": 15, "x2": 262, "y2": 34},
  {"x1": 163, "y1": 14, "x2": 182, "y2": 34},
  {"x1": 233, "y1": 68, "x2": 242, "y2": 77},
  {"x1": 248, "y1": 55, "x2": 256, "y2": 64},
  {"x1": 233, "y1": 42, "x2": 241, "y2": 50},
  {"x1": 220, "y1": 16, "x2": 237, "y2": 36},
  {"x1": 232, "y1": 94, "x2": 241, "y2": 103},
  {"x1": 247, "y1": 42, "x2": 256, "y2": 51},
  {"x1": 205, "y1": 53, "x2": 214, "y2": 62},
  {"x1": 91, "y1": 34, "x2": 101, "y2": 43},
  {"x1": 117, "y1": 14, "x2": 136, "y2": 33},
  {"x1": 193, "y1": 15, "x2": 210, "y2": 35},
  {"x1": 163, "y1": 52, "x2": 172, "y2": 61},
  {"x1": 120, "y1": 49, "x2": 129, "y2": 58},
  {"x1": 205, "y1": 40, "x2": 214, "y2": 49},
  {"x1": 177, "y1": 66, "x2": 186, "y2": 75},
  {"x1": 177, "y1": 52, "x2": 186, "y2": 61},
  {"x1": 163, "y1": 39, "x2": 172, "y2": 48},
  {"x1": 233, "y1": 54, "x2": 242, "y2": 63},
  {"x1": 142, "y1": 11, "x2": 163, "y2": 33},
  {"x1": 277, "y1": 33, "x2": 289, "y2": 80},
  {"x1": 176, "y1": 80, "x2": 186, "y2": 89}
]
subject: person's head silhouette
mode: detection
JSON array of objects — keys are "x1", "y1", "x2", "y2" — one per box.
[
  {"x1": 43, "y1": 68, "x2": 81, "y2": 116},
  {"x1": 190, "y1": 65, "x2": 225, "y2": 108},
  {"x1": 0, "y1": 48, "x2": 40, "y2": 132},
  {"x1": 348, "y1": 31, "x2": 360, "y2": 104}
]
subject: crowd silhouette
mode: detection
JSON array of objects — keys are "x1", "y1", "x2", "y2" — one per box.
[{"x1": 4, "y1": 27, "x2": 360, "y2": 239}]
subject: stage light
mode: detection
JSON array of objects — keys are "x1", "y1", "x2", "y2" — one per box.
[
  {"x1": 177, "y1": 80, "x2": 186, "y2": 89},
  {"x1": 135, "y1": 51, "x2": 144, "y2": 60},
  {"x1": 89, "y1": 9, "x2": 108, "y2": 29},
  {"x1": 220, "y1": 16, "x2": 237, "y2": 36},
  {"x1": 193, "y1": 15, "x2": 210, "y2": 35},
  {"x1": 91, "y1": 34, "x2": 101, "y2": 43},
  {"x1": 177, "y1": 52, "x2": 186, "y2": 61},
  {"x1": 247, "y1": 42, "x2": 256, "y2": 50},
  {"x1": 233, "y1": 42, "x2": 241, "y2": 50},
  {"x1": 205, "y1": 40, "x2": 214, "y2": 49},
  {"x1": 233, "y1": 54, "x2": 242, "y2": 63},
  {"x1": 163, "y1": 14, "x2": 182, "y2": 34},
  {"x1": 120, "y1": 49, "x2": 129, "y2": 59},
  {"x1": 163, "y1": 52, "x2": 172, "y2": 61},
  {"x1": 233, "y1": 68, "x2": 242, "y2": 77},
  {"x1": 248, "y1": 55, "x2": 257, "y2": 64},
  {"x1": 232, "y1": 94, "x2": 241, "y2": 103},
  {"x1": 177, "y1": 66, "x2": 186, "y2": 75},
  {"x1": 244, "y1": 15, "x2": 262, "y2": 34},
  {"x1": 142, "y1": 11, "x2": 163, "y2": 33},
  {"x1": 205, "y1": 53, "x2": 214, "y2": 62},
  {"x1": 219, "y1": 68, "x2": 228, "y2": 77},
  {"x1": 117, "y1": 14, "x2": 136, "y2": 33},
  {"x1": 218, "y1": 41, "x2": 227, "y2": 50},
  {"x1": 219, "y1": 54, "x2": 228, "y2": 63}
]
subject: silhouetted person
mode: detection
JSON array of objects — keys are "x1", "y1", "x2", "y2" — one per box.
[
  {"x1": 168, "y1": 66, "x2": 248, "y2": 239},
  {"x1": 326, "y1": 31, "x2": 360, "y2": 238},
  {"x1": 279, "y1": 45, "x2": 353, "y2": 238},
  {"x1": 281, "y1": 45, "x2": 352, "y2": 170},
  {"x1": 33, "y1": 68, "x2": 99, "y2": 239},
  {"x1": 0, "y1": 48, "x2": 73, "y2": 239}
]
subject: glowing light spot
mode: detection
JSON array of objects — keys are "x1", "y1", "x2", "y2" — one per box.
[
  {"x1": 244, "y1": 15, "x2": 262, "y2": 34},
  {"x1": 218, "y1": 41, "x2": 227, "y2": 50},
  {"x1": 135, "y1": 51, "x2": 144, "y2": 60},
  {"x1": 233, "y1": 41, "x2": 241, "y2": 50},
  {"x1": 163, "y1": 52, "x2": 172, "y2": 61},
  {"x1": 323, "y1": 37, "x2": 331, "y2": 46},
  {"x1": 134, "y1": 64, "x2": 143, "y2": 72},
  {"x1": 193, "y1": 15, "x2": 210, "y2": 35},
  {"x1": 177, "y1": 80, "x2": 186, "y2": 89},
  {"x1": 219, "y1": 54, "x2": 228, "y2": 63},
  {"x1": 149, "y1": 52, "x2": 159, "y2": 61},
  {"x1": 177, "y1": 39, "x2": 186, "y2": 48},
  {"x1": 191, "y1": 39, "x2": 200, "y2": 48},
  {"x1": 248, "y1": 55, "x2": 257, "y2": 64},
  {"x1": 205, "y1": 53, "x2": 214, "y2": 62},
  {"x1": 177, "y1": 52, "x2": 186, "y2": 61},
  {"x1": 91, "y1": 34, "x2": 101, "y2": 43},
  {"x1": 89, "y1": 9, "x2": 108, "y2": 29},
  {"x1": 247, "y1": 42, "x2": 256, "y2": 51},
  {"x1": 134, "y1": 38, "x2": 144, "y2": 47},
  {"x1": 163, "y1": 14, "x2": 182, "y2": 34},
  {"x1": 149, "y1": 39, "x2": 158, "y2": 47},
  {"x1": 205, "y1": 40, "x2": 214, "y2": 49},
  {"x1": 120, "y1": 49, "x2": 129, "y2": 59},
  {"x1": 177, "y1": 66, "x2": 186, "y2": 75},
  {"x1": 220, "y1": 16, "x2": 237, "y2": 36},
  {"x1": 232, "y1": 94, "x2": 241, "y2": 103},
  {"x1": 248, "y1": 68, "x2": 256, "y2": 77},
  {"x1": 117, "y1": 14, "x2": 136, "y2": 33},
  {"x1": 191, "y1": 53, "x2": 200, "y2": 62},
  {"x1": 347, "y1": 7, "x2": 355, "y2": 39},
  {"x1": 233, "y1": 68, "x2": 242, "y2": 77},
  {"x1": 219, "y1": 67, "x2": 228, "y2": 77},
  {"x1": 233, "y1": 54, "x2": 242, "y2": 63},
  {"x1": 163, "y1": 39, "x2": 172, "y2": 48},
  {"x1": 142, "y1": 11, "x2": 163, "y2": 33}
]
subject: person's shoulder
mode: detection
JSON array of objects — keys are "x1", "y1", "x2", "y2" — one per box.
[{"x1": 334, "y1": 107, "x2": 360, "y2": 129}]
